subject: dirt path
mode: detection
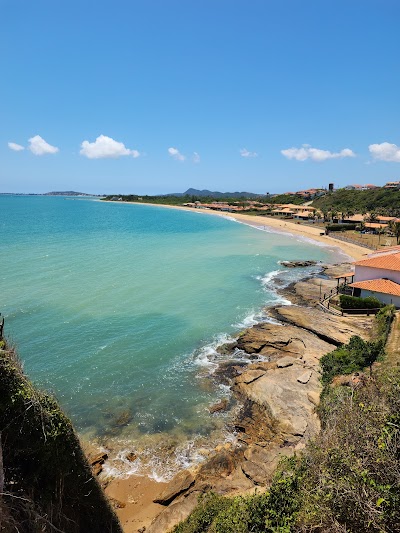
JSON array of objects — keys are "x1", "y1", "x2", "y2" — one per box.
[{"x1": 384, "y1": 311, "x2": 400, "y2": 367}]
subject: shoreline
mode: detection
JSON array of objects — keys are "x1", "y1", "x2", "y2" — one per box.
[
  {"x1": 96, "y1": 200, "x2": 375, "y2": 530},
  {"x1": 104, "y1": 259, "x2": 373, "y2": 532},
  {"x1": 101, "y1": 200, "x2": 372, "y2": 261}
]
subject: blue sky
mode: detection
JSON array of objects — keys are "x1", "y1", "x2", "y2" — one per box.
[{"x1": 1, "y1": 0, "x2": 400, "y2": 194}]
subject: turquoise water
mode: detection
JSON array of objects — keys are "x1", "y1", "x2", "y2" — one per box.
[{"x1": 0, "y1": 196, "x2": 339, "y2": 478}]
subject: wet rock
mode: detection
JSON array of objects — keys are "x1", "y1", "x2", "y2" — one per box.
[
  {"x1": 92, "y1": 463, "x2": 103, "y2": 476},
  {"x1": 153, "y1": 470, "x2": 195, "y2": 505},
  {"x1": 280, "y1": 260, "x2": 317, "y2": 268},
  {"x1": 89, "y1": 452, "x2": 108, "y2": 476},
  {"x1": 126, "y1": 452, "x2": 137, "y2": 462},
  {"x1": 209, "y1": 398, "x2": 229, "y2": 413}
]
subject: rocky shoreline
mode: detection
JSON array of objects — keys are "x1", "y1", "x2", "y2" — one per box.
[{"x1": 141, "y1": 262, "x2": 374, "y2": 533}]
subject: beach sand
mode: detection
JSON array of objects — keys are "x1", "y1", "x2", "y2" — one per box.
[
  {"x1": 101, "y1": 201, "x2": 373, "y2": 531},
  {"x1": 105, "y1": 200, "x2": 372, "y2": 261}
]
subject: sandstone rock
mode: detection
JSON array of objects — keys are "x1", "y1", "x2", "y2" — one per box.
[
  {"x1": 291, "y1": 278, "x2": 337, "y2": 306},
  {"x1": 153, "y1": 470, "x2": 195, "y2": 505},
  {"x1": 147, "y1": 492, "x2": 201, "y2": 533},
  {"x1": 277, "y1": 356, "x2": 295, "y2": 368},
  {"x1": 89, "y1": 452, "x2": 108, "y2": 466},
  {"x1": 234, "y1": 321, "x2": 334, "y2": 364},
  {"x1": 274, "y1": 306, "x2": 372, "y2": 346},
  {"x1": 92, "y1": 463, "x2": 103, "y2": 476},
  {"x1": 241, "y1": 460, "x2": 269, "y2": 485},
  {"x1": 196, "y1": 450, "x2": 237, "y2": 480},
  {"x1": 307, "y1": 391, "x2": 320, "y2": 406},
  {"x1": 297, "y1": 370, "x2": 312, "y2": 384},
  {"x1": 235, "y1": 369, "x2": 266, "y2": 384}
]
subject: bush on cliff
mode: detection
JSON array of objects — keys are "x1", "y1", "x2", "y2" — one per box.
[{"x1": 0, "y1": 341, "x2": 122, "y2": 532}]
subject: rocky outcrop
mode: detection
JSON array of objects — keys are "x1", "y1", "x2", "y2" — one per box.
[
  {"x1": 141, "y1": 267, "x2": 375, "y2": 532},
  {"x1": 280, "y1": 260, "x2": 318, "y2": 268},
  {"x1": 154, "y1": 470, "x2": 195, "y2": 505},
  {"x1": 273, "y1": 306, "x2": 372, "y2": 346}
]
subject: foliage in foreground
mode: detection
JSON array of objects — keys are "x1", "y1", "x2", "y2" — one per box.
[
  {"x1": 173, "y1": 306, "x2": 400, "y2": 532},
  {"x1": 0, "y1": 341, "x2": 121, "y2": 532}
]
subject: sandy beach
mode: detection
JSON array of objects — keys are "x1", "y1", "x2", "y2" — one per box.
[{"x1": 105, "y1": 200, "x2": 372, "y2": 261}]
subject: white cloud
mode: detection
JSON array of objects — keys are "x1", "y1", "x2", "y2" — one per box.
[
  {"x1": 369, "y1": 142, "x2": 400, "y2": 163},
  {"x1": 240, "y1": 148, "x2": 258, "y2": 158},
  {"x1": 28, "y1": 135, "x2": 59, "y2": 155},
  {"x1": 80, "y1": 135, "x2": 140, "y2": 159},
  {"x1": 281, "y1": 144, "x2": 355, "y2": 162},
  {"x1": 8, "y1": 142, "x2": 25, "y2": 151},
  {"x1": 168, "y1": 147, "x2": 185, "y2": 161},
  {"x1": 193, "y1": 152, "x2": 200, "y2": 163}
]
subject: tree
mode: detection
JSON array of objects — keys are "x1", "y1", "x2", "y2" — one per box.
[{"x1": 389, "y1": 220, "x2": 400, "y2": 244}]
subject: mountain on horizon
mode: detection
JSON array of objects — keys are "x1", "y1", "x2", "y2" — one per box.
[{"x1": 168, "y1": 188, "x2": 267, "y2": 199}]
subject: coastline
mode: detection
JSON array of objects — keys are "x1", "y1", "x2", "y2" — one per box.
[
  {"x1": 101, "y1": 200, "x2": 372, "y2": 261},
  {"x1": 95, "y1": 200, "x2": 375, "y2": 531},
  {"x1": 104, "y1": 259, "x2": 375, "y2": 532}
]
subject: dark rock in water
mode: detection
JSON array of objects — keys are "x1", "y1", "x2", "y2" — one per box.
[
  {"x1": 89, "y1": 452, "x2": 108, "y2": 466},
  {"x1": 126, "y1": 452, "x2": 137, "y2": 462},
  {"x1": 89, "y1": 452, "x2": 108, "y2": 476},
  {"x1": 153, "y1": 470, "x2": 195, "y2": 505},
  {"x1": 209, "y1": 398, "x2": 229, "y2": 414},
  {"x1": 213, "y1": 361, "x2": 245, "y2": 384},
  {"x1": 280, "y1": 260, "x2": 317, "y2": 268}
]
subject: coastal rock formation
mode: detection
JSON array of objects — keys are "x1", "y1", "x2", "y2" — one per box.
[
  {"x1": 273, "y1": 305, "x2": 372, "y2": 346},
  {"x1": 153, "y1": 470, "x2": 195, "y2": 505},
  {"x1": 280, "y1": 260, "x2": 318, "y2": 268},
  {"x1": 232, "y1": 321, "x2": 334, "y2": 364},
  {"x1": 134, "y1": 268, "x2": 376, "y2": 532}
]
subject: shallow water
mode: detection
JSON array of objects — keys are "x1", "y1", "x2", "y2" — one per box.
[{"x1": 0, "y1": 196, "x2": 340, "y2": 478}]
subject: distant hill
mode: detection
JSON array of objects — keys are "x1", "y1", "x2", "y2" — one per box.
[
  {"x1": 44, "y1": 191, "x2": 97, "y2": 196},
  {"x1": 169, "y1": 188, "x2": 267, "y2": 199}
]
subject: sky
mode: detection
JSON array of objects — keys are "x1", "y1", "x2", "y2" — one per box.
[{"x1": 1, "y1": 0, "x2": 400, "y2": 195}]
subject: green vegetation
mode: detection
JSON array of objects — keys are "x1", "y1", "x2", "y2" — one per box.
[
  {"x1": 102, "y1": 193, "x2": 269, "y2": 206},
  {"x1": 174, "y1": 306, "x2": 399, "y2": 533},
  {"x1": 339, "y1": 294, "x2": 384, "y2": 310},
  {"x1": 0, "y1": 340, "x2": 121, "y2": 532},
  {"x1": 312, "y1": 188, "x2": 400, "y2": 217},
  {"x1": 326, "y1": 223, "x2": 357, "y2": 231}
]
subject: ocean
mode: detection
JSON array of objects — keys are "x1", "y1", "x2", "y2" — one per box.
[{"x1": 0, "y1": 195, "x2": 340, "y2": 479}]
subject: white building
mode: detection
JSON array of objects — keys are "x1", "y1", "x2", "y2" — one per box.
[{"x1": 349, "y1": 247, "x2": 400, "y2": 307}]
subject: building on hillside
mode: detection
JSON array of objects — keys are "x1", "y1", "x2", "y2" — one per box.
[
  {"x1": 383, "y1": 181, "x2": 400, "y2": 189},
  {"x1": 348, "y1": 250, "x2": 400, "y2": 307}
]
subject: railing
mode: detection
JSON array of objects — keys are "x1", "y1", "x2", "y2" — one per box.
[{"x1": 318, "y1": 285, "x2": 381, "y2": 316}]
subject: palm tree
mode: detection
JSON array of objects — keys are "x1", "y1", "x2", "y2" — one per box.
[{"x1": 388, "y1": 220, "x2": 400, "y2": 244}]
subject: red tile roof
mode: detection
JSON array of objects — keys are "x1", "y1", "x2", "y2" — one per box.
[
  {"x1": 371, "y1": 245, "x2": 400, "y2": 255},
  {"x1": 354, "y1": 252, "x2": 400, "y2": 272},
  {"x1": 349, "y1": 278, "x2": 400, "y2": 297}
]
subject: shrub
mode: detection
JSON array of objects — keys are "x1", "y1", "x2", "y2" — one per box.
[
  {"x1": 326, "y1": 223, "x2": 357, "y2": 231},
  {"x1": 339, "y1": 294, "x2": 383, "y2": 310}
]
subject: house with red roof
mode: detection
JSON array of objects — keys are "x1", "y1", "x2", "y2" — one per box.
[{"x1": 349, "y1": 249, "x2": 400, "y2": 307}]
